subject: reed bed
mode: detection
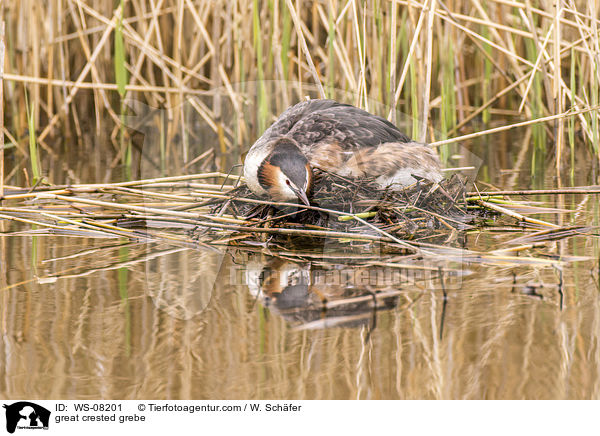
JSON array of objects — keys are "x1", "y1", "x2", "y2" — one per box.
[{"x1": 1, "y1": 0, "x2": 599, "y2": 187}]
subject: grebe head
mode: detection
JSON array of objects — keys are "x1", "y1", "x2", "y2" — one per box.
[{"x1": 257, "y1": 138, "x2": 312, "y2": 206}]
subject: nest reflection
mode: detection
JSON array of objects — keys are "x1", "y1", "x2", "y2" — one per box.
[{"x1": 245, "y1": 257, "x2": 425, "y2": 329}]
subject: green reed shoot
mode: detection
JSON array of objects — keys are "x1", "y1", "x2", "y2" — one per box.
[
  {"x1": 524, "y1": 37, "x2": 546, "y2": 182},
  {"x1": 281, "y1": 1, "x2": 292, "y2": 80},
  {"x1": 24, "y1": 88, "x2": 41, "y2": 184},
  {"x1": 439, "y1": 34, "x2": 456, "y2": 162},
  {"x1": 115, "y1": 0, "x2": 131, "y2": 179}
]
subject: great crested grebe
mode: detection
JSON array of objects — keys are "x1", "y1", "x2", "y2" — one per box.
[{"x1": 243, "y1": 99, "x2": 443, "y2": 205}]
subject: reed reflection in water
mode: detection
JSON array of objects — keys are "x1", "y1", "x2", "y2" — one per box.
[{"x1": 1, "y1": 234, "x2": 599, "y2": 400}]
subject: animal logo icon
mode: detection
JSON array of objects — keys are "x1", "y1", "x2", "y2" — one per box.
[{"x1": 2, "y1": 402, "x2": 50, "y2": 433}]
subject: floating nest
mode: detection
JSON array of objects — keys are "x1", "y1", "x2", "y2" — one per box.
[
  {"x1": 212, "y1": 171, "x2": 485, "y2": 242},
  {"x1": 0, "y1": 172, "x2": 576, "y2": 261}
]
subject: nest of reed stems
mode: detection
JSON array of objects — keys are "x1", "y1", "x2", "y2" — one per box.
[
  {"x1": 4, "y1": 169, "x2": 582, "y2": 259},
  {"x1": 212, "y1": 172, "x2": 483, "y2": 243}
]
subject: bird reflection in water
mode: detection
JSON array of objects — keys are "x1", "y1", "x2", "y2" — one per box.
[{"x1": 245, "y1": 257, "x2": 420, "y2": 330}]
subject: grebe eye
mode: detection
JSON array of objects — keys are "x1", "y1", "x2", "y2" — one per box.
[{"x1": 285, "y1": 179, "x2": 291, "y2": 185}]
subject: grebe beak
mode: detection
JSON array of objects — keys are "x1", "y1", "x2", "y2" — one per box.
[{"x1": 290, "y1": 185, "x2": 310, "y2": 206}]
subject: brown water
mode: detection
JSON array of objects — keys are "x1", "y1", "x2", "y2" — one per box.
[
  {"x1": 2, "y1": 96, "x2": 600, "y2": 400},
  {"x1": 3, "y1": 224, "x2": 600, "y2": 399}
]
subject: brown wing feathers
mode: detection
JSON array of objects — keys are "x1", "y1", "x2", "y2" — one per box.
[{"x1": 287, "y1": 103, "x2": 411, "y2": 151}]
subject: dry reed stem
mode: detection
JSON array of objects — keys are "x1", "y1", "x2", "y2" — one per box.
[
  {"x1": 430, "y1": 104, "x2": 600, "y2": 147},
  {"x1": 0, "y1": 212, "x2": 86, "y2": 232},
  {"x1": 471, "y1": 0, "x2": 527, "y2": 86},
  {"x1": 3, "y1": 73, "x2": 216, "y2": 94},
  {"x1": 37, "y1": 192, "x2": 250, "y2": 225},
  {"x1": 118, "y1": 213, "x2": 392, "y2": 243},
  {"x1": 518, "y1": 22, "x2": 554, "y2": 113},
  {"x1": 490, "y1": 0, "x2": 599, "y2": 29},
  {"x1": 435, "y1": 7, "x2": 533, "y2": 67},
  {"x1": 40, "y1": 211, "x2": 149, "y2": 239},
  {"x1": 390, "y1": 0, "x2": 428, "y2": 119},
  {"x1": 450, "y1": 71, "x2": 532, "y2": 134},
  {"x1": 467, "y1": 187, "x2": 600, "y2": 196},
  {"x1": 286, "y1": 0, "x2": 327, "y2": 99},
  {"x1": 66, "y1": 0, "x2": 114, "y2": 129},
  {"x1": 315, "y1": 3, "x2": 357, "y2": 90},
  {"x1": 350, "y1": 0, "x2": 367, "y2": 109},
  {"x1": 477, "y1": 200, "x2": 560, "y2": 229}
]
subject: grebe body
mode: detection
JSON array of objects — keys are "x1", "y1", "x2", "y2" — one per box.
[{"x1": 243, "y1": 99, "x2": 442, "y2": 205}]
